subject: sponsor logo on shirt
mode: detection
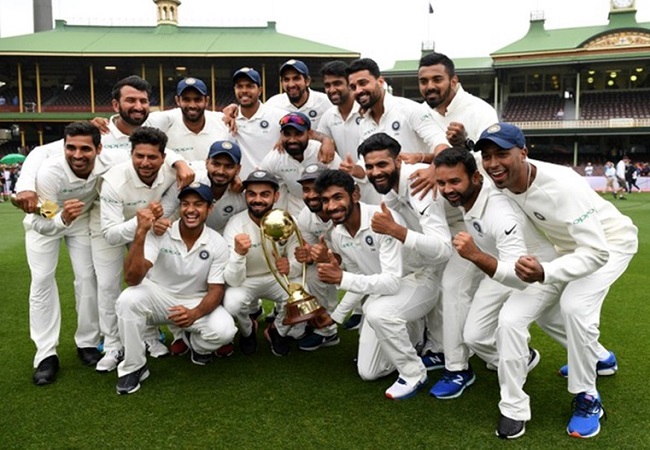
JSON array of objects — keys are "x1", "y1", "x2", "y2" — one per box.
[
  {"x1": 573, "y1": 208, "x2": 596, "y2": 224},
  {"x1": 160, "y1": 247, "x2": 181, "y2": 256},
  {"x1": 171, "y1": 147, "x2": 194, "y2": 153}
]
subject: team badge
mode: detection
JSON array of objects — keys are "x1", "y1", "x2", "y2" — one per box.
[
  {"x1": 221, "y1": 141, "x2": 233, "y2": 149},
  {"x1": 472, "y1": 221, "x2": 482, "y2": 234},
  {"x1": 189, "y1": 181, "x2": 202, "y2": 188},
  {"x1": 260, "y1": 120, "x2": 269, "y2": 129},
  {"x1": 253, "y1": 171, "x2": 267, "y2": 178},
  {"x1": 534, "y1": 212, "x2": 546, "y2": 221},
  {"x1": 486, "y1": 124, "x2": 501, "y2": 134},
  {"x1": 355, "y1": 116, "x2": 362, "y2": 125},
  {"x1": 199, "y1": 250, "x2": 210, "y2": 260},
  {"x1": 308, "y1": 110, "x2": 317, "y2": 118},
  {"x1": 305, "y1": 164, "x2": 319, "y2": 173},
  {"x1": 391, "y1": 121, "x2": 400, "y2": 131},
  {"x1": 224, "y1": 205, "x2": 234, "y2": 213},
  {"x1": 185, "y1": 77, "x2": 197, "y2": 85},
  {"x1": 365, "y1": 236, "x2": 374, "y2": 246}
]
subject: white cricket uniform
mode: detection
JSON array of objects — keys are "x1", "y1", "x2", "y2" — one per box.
[
  {"x1": 95, "y1": 160, "x2": 177, "y2": 352},
  {"x1": 115, "y1": 221, "x2": 237, "y2": 376},
  {"x1": 615, "y1": 159, "x2": 627, "y2": 186},
  {"x1": 358, "y1": 93, "x2": 444, "y2": 155},
  {"x1": 156, "y1": 109, "x2": 232, "y2": 163},
  {"x1": 160, "y1": 167, "x2": 246, "y2": 235},
  {"x1": 265, "y1": 89, "x2": 333, "y2": 129},
  {"x1": 26, "y1": 155, "x2": 105, "y2": 366},
  {"x1": 259, "y1": 140, "x2": 342, "y2": 217},
  {"x1": 318, "y1": 103, "x2": 381, "y2": 204},
  {"x1": 500, "y1": 159, "x2": 638, "y2": 396},
  {"x1": 458, "y1": 182, "x2": 567, "y2": 421},
  {"x1": 427, "y1": 84, "x2": 498, "y2": 148},
  {"x1": 330, "y1": 202, "x2": 434, "y2": 386},
  {"x1": 222, "y1": 210, "x2": 301, "y2": 337},
  {"x1": 233, "y1": 102, "x2": 286, "y2": 178}
]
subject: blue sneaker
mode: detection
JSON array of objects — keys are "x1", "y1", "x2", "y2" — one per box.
[
  {"x1": 298, "y1": 332, "x2": 340, "y2": 351},
  {"x1": 421, "y1": 351, "x2": 445, "y2": 371},
  {"x1": 559, "y1": 351, "x2": 618, "y2": 378},
  {"x1": 342, "y1": 314, "x2": 362, "y2": 330},
  {"x1": 567, "y1": 393, "x2": 605, "y2": 438},
  {"x1": 429, "y1": 368, "x2": 475, "y2": 399}
]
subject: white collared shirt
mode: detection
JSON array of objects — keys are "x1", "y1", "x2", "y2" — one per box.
[
  {"x1": 265, "y1": 89, "x2": 333, "y2": 129},
  {"x1": 317, "y1": 102, "x2": 363, "y2": 160}
]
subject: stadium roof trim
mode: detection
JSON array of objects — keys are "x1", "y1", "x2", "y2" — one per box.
[{"x1": 0, "y1": 20, "x2": 360, "y2": 58}]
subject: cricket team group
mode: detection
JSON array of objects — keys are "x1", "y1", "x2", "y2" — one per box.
[{"x1": 13, "y1": 52, "x2": 638, "y2": 440}]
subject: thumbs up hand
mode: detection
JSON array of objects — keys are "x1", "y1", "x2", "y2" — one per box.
[
  {"x1": 339, "y1": 153, "x2": 355, "y2": 174},
  {"x1": 317, "y1": 250, "x2": 343, "y2": 284},
  {"x1": 310, "y1": 234, "x2": 330, "y2": 263},
  {"x1": 371, "y1": 202, "x2": 397, "y2": 235}
]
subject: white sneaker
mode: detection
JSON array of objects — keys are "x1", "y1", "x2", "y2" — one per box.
[
  {"x1": 96, "y1": 349, "x2": 123, "y2": 373},
  {"x1": 385, "y1": 375, "x2": 428, "y2": 400},
  {"x1": 145, "y1": 339, "x2": 170, "y2": 358}
]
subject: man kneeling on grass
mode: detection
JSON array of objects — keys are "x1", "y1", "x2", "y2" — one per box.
[{"x1": 115, "y1": 183, "x2": 237, "y2": 394}]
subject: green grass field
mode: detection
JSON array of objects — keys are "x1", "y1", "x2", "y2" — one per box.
[{"x1": 1, "y1": 194, "x2": 648, "y2": 449}]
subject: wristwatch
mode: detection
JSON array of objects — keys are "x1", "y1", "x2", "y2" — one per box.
[{"x1": 465, "y1": 138, "x2": 475, "y2": 151}]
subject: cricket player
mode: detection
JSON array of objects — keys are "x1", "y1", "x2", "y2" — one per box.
[
  {"x1": 115, "y1": 183, "x2": 237, "y2": 394},
  {"x1": 476, "y1": 122, "x2": 638, "y2": 438}
]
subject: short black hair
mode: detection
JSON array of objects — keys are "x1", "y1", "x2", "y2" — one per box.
[
  {"x1": 64, "y1": 121, "x2": 101, "y2": 148},
  {"x1": 419, "y1": 52, "x2": 456, "y2": 78},
  {"x1": 346, "y1": 58, "x2": 381, "y2": 78},
  {"x1": 321, "y1": 60, "x2": 348, "y2": 78},
  {"x1": 111, "y1": 75, "x2": 152, "y2": 102},
  {"x1": 433, "y1": 147, "x2": 478, "y2": 177},
  {"x1": 314, "y1": 169, "x2": 356, "y2": 196},
  {"x1": 129, "y1": 127, "x2": 168, "y2": 154},
  {"x1": 357, "y1": 132, "x2": 401, "y2": 159}
]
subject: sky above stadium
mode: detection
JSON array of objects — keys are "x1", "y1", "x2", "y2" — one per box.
[{"x1": 1, "y1": 0, "x2": 650, "y2": 69}]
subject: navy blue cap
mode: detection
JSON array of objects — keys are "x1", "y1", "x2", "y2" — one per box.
[
  {"x1": 279, "y1": 112, "x2": 311, "y2": 133},
  {"x1": 242, "y1": 170, "x2": 280, "y2": 189},
  {"x1": 176, "y1": 77, "x2": 208, "y2": 96},
  {"x1": 208, "y1": 140, "x2": 241, "y2": 165},
  {"x1": 475, "y1": 123, "x2": 526, "y2": 151},
  {"x1": 280, "y1": 59, "x2": 309, "y2": 77},
  {"x1": 178, "y1": 182, "x2": 214, "y2": 203},
  {"x1": 297, "y1": 163, "x2": 327, "y2": 184},
  {"x1": 233, "y1": 67, "x2": 262, "y2": 86}
]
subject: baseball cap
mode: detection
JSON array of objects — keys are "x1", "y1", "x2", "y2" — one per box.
[
  {"x1": 242, "y1": 170, "x2": 280, "y2": 190},
  {"x1": 474, "y1": 123, "x2": 526, "y2": 151},
  {"x1": 208, "y1": 140, "x2": 241, "y2": 164},
  {"x1": 233, "y1": 67, "x2": 262, "y2": 86},
  {"x1": 178, "y1": 182, "x2": 214, "y2": 203},
  {"x1": 297, "y1": 163, "x2": 327, "y2": 184},
  {"x1": 280, "y1": 59, "x2": 309, "y2": 77},
  {"x1": 279, "y1": 112, "x2": 311, "y2": 133},
  {"x1": 176, "y1": 77, "x2": 208, "y2": 96}
]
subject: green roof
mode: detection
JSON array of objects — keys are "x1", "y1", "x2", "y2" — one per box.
[
  {"x1": 0, "y1": 20, "x2": 359, "y2": 58},
  {"x1": 384, "y1": 56, "x2": 493, "y2": 76}
]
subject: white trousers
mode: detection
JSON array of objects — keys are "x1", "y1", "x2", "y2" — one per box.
[
  {"x1": 305, "y1": 264, "x2": 339, "y2": 336},
  {"x1": 26, "y1": 228, "x2": 100, "y2": 367},
  {"x1": 115, "y1": 280, "x2": 237, "y2": 376},
  {"x1": 357, "y1": 275, "x2": 436, "y2": 386},
  {"x1": 562, "y1": 251, "x2": 634, "y2": 395}
]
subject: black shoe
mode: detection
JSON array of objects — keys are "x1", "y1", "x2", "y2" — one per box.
[
  {"x1": 264, "y1": 325, "x2": 290, "y2": 356},
  {"x1": 240, "y1": 320, "x2": 258, "y2": 355},
  {"x1": 183, "y1": 332, "x2": 213, "y2": 366},
  {"x1": 496, "y1": 414, "x2": 526, "y2": 439},
  {"x1": 342, "y1": 314, "x2": 362, "y2": 330},
  {"x1": 77, "y1": 347, "x2": 103, "y2": 366},
  {"x1": 249, "y1": 306, "x2": 264, "y2": 322},
  {"x1": 265, "y1": 306, "x2": 278, "y2": 324},
  {"x1": 116, "y1": 365, "x2": 150, "y2": 395},
  {"x1": 33, "y1": 355, "x2": 60, "y2": 385}
]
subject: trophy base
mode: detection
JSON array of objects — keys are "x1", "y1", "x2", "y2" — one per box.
[{"x1": 283, "y1": 296, "x2": 328, "y2": 326}]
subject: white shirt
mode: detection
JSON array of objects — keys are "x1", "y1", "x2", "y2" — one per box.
[
  {"x1": 27, "y1": 155, "x2": 105, "y2": 236},
  {"x1": 296, "y1": 206, "x2": 332, "y2": 245},
  {"x1": 222, "y1": 209, "x2": 300, "y2": 286},
  {"x1": 144, "y1": 221, "x2": 229, "y2": 297},
  {"x1": 358, "y1": 93, "x2": 443, "y2": 154},
  {"x1": 382, "y1": 163, "x2": 452, "y2": 270},
  {"x1": 461, "y1": 182, "x2": 558, "y2": 290},
  {"x1": 616, "y1": 159, "x2": 627, "y2": 179},
  {"x1": 259, "y1": 140, "x2": 342, "y2": 216},
  {"x1": 100, "y1": 160, "x2": 177, "y2": 246},
  {"x1": 233, "y1": 102, "x2": 286, "y2": 177},
  {"x1": 317, "y1": 102, "x2": 363, "y2": 160},
  {"x1": 605, "y1": 165, "x2": 616, "y2": 179},
  {"x1": 330, "y1": 202, "x2": 405, "y2": 296},
  {"x1": 501, "y1": 159, "x2": 638, "y2": 285},
  {"x1": 427, "y1": 84, "x2": 499, "y2": 147},
  {"x1": 265, "y1": 89, "x2": 333, "y2": 129}
]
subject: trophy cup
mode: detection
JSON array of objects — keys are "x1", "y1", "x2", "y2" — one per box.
[
  {"x1": 260, "y1": 208, "x2": 332, "y2": 327},
  {"x1": 10, "y1": 194, "x2": 59, "y2": 219}
]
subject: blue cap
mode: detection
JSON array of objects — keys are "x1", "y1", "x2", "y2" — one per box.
[
  {"x1": 242, "y1": 170, "x2": 280, "y2": 190},
  {"x1": 475, "y1": 123, "x2": 526, "y2": 151},
  {"x1": 280, "y1": 59, "x2": 309, "y2": 77},
  {"x1": 279, "y1": 112, "x2": 311, "y2": 133},
  {"x1": 176, "y1": 77, "x2": 208, "y2": 96},
  {"x1": 208, "y1": 140, "x2": 241, "y2": 164},
  {"x1": 233, "y1": 67, "x2": 262, "y2": 86},
  {"x1": 178, "y1": 182, "x2": 214, "y2": 203}
]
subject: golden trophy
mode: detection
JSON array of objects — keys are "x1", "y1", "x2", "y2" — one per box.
[
  {"x1": 10, "y1": 194, "x2": 59, "y2": 219},
  {"x1": 260, "y1": 209, "x2": 332, "y2": 327}
]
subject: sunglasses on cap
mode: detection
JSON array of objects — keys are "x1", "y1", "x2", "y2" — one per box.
[{"x1": 279, "y1": 113, "x2": 308, "y2": 127}]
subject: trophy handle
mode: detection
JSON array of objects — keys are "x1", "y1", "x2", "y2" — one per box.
[{"x1": 260, "y1": 227, "x2": 291, "y2": 295}]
